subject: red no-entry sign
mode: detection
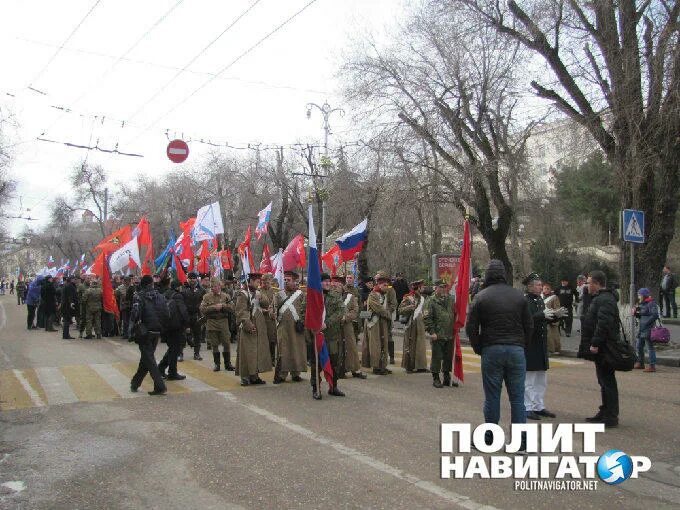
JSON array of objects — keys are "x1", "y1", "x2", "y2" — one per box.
[{"x1": 167, "y1": 139, "x2": 189, "y2": 163}]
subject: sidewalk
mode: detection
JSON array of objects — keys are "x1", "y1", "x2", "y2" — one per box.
[{"x1": 395, "y1": 317, "x2": 680, "y2": 368}]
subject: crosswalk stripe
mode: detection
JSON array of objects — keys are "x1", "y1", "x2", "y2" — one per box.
[
  {"x1": 34, "y1": 366, "x2": 78, "y2": 405},
  {"x1": 19, "y1": 368, "x2": 49, "y2": 404},
  {"x1": 112, "y1": 362, "x2": 190, "y2": 394},
  {"x1": 60, "y1": 365, "x2": 121, "y2": 402},
  {"x1": 174, "y1": 361, "x2": 241, "y2": 391},
  {"x1": 179, "y1": 373, "x2": 215, "y2": 393},
  {"x1": 0, "y1": 371, "x2": 34, "y2": 410},
  {"x1": 12, "y1": 369, "x2": 45, "y2": 407},
  {"x1": 90, "y1": 363, "x2": 142, "y2": 398}
]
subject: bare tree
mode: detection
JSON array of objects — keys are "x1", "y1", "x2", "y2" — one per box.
[
  {"x1": 342, "y1": 3, "x2": 537, "y2": 282},
  {"x1": 463, "y1": 0, "x2": 680, "y2": 295}
]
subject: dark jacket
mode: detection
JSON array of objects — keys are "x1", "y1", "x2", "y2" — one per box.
[
  {"x1": 164, "y1": 288, "x2": 189, "y2": 332},
  {"x1": 129, "y1": 285, "x2": 166, "y2": 335},
  {"x1": 556, "y1": 285, "x2": 576, "y2": 309},
  {"x1": 661, "y1": 272, "x2": 678, "y2": 292},
  {"x1": 466, "y1": 264, "x2": 533, "y2": 354},
  {"x1": 392, "y1": 278, "x2": 410, "y2": 306},
  {"x1": 181, "y1": 283, "x2": 206, "y2": 315},
  {"x1": 41, "y1": 280, "x2": 57, "y2": 314},
  {"x1": 525, "y1": 293, "x2": 551, "y2": 371},
  {"x1": 26, "y1": 278, "x2": 42, "y2": 306},
  {"x1": 60, "y1": 282, "x2": 79, "y2": 319},
  {"x1": 578, "y1": 289, "x2": 621, "y2": 360},
  {"x1": 634, "y1": 298, "x2": 659, "y2": 338}
]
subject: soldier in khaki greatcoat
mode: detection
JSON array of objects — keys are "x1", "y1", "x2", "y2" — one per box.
[
  {"x1": 258, "y1": 273, "x2": 278, "y2": 364},
  {"x1": 200, "y1": 278, "x2": 235, "y2": 372},
  {"x1": 398, "y1": 280, "x2": 429, "y2": 373},
  {"x1": 235, "y1": 272, "x2": 273, "y2": 386},
  {"x1": 272, "y1": 270, "x2": 307, "y2": 384},
  {"x1": 331, "y1": 275, "x2": 366, "y2": 379},
  {"x1": 362, "y1": 271, "x2": 392, "y2": 375}
]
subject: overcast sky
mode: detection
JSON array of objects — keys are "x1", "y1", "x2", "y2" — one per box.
[{"x1": 1, "y1": 0, "x2": 405, "y2": 235}]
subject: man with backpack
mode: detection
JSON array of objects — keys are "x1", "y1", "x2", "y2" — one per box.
[
  {"x1": 578, "y1": 270, "x2": 621, "y2": 428},
  {"x1": 158, "y1": 279, "x2": 189, "y2": 380},
  {"x1": 129, "y1": 275, "x2": 168, "y2": 396}
]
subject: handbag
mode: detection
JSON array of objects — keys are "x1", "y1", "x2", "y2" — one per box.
[
  {"x1": 602, "y1": 316, "x2": 635, "y2": 371},
  {"x1": 650, "y1": 318, "x2": 671, "y2": 344}
]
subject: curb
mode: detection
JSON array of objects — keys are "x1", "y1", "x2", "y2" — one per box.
[{"x1": 401, "y1": 330, "x2": 680, "y2": 368}]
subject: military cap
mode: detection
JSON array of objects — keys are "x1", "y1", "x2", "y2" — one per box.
[
  {"x1": 261, "y1": 273, "x2": 273, "y2": 281},
  {"x1": 320, "y1": 272, "x2": 331, "y2": 281},
  {"x1": 247, "y1": 272, "x2": 263, "y2": 280},
  {"x1": 199, "y1": 273, "x2": 210, "y2": 279},
  {"x1": 331, "y1": 275, "x2": 346, "y2": 283},
  {"x1": 170, "y1": 279, "x2": 182, "y2": 290},
  {"x1": 374, "y1": 270, "x2": 391, "y2": 282},
  {"x1": 522, "y1": 272, "x2": 542, "y2": 286},
  {"x1": 410, "y1": 279, "x2": 424, "y2": 287},
  {"x1": 284, "y1": 270, "x2": 300, "y2": 279},
  {"x1": 210, "y1": 277, "x2": 222, "y2": 286},
  {"x1": 434, "y1": 279, "x2": 448, "y2": 287},
  {"x1": 187, "y1": 271, "x2": 198, "y2": 278}
]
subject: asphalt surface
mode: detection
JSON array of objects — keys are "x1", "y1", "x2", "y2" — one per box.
[{"x1": 1, "y1": 295, "x2": 680, "y2": 509}]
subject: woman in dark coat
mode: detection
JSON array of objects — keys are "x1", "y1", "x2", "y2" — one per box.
[
  {"x1": 523, "y1": 273, "x2": 560, "y2": 420},
  {"x1": 42, "y1": 276, "x2": 58, "y2": 331}
]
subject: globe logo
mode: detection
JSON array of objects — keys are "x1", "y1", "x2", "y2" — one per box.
[{"x1": 597, "y1": 449, "x2": 634, "y2": 485}]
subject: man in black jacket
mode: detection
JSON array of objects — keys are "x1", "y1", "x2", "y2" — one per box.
[
  {"x1": 181, "y1": 272, "x2": 206, "y2": 361},
  {"x1": 60, "y1": 276, "x2": 79, "y2": 340},
  {"x1": 556, "y1": 278, "x2": 576, "y2": 336},
  {"x1": 129, "y1": 275, "x2": 168, "y2": 396},
  {"x1": 660, "y1": 266, "x2": 678, "y2": 318},
  {"x1": 466, "y1": 260, "x2": 533, "y2": 444},
  {"x1": 158, "y1": 280, "x2": 189, "y2": 380},
  {"x1": 578, "y1": 270, "x2": 620, "y2": 428}
]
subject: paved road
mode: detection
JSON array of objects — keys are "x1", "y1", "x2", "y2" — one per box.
[{"x1": 1, "y1": 295, "x2": 679, "y2": 509}]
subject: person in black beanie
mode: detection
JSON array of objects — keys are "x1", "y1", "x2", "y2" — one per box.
[{"x1": 129, "y1": 275, "x2": 168, "y2": 395}]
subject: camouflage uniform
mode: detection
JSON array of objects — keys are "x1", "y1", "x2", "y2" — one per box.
[
  {"x1": 200, "y1": 290, "x2": 234, "y2": 370},
  {"x1": 77, "y1": 280, "x2": 89, "y2": 337},
  {"x1": 385, "y1": 285, "x2": 397, "y2": 363},
  {"x1": 423, "y1": 293, "x2": 455, "y2": 385},
  {"x1": 83, "y1": 280, "x2": 103, "y2": 338},
  {"x1": 310, "y1": 288, "x2": 345, "y2": 393}
]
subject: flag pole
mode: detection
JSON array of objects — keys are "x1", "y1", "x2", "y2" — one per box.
[{"x1": 314, "y1": 331, "x2": 321, "y2": 392}]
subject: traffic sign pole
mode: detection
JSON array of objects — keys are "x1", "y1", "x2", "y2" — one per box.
[
  {"x1": 630, "y1": 243, "x2": 635, "y2": 341},
  {"x1": 622, "y1": 208, "x2": 645, "y2": 341}
]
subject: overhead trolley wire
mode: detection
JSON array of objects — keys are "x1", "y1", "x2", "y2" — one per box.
[
  {"x1": 41, "y1": 0, "x2": 186, "y2": 136},
  {"x1": 130, "y1": 0, "x2": 320, "y2": 143},
  {"x1": 27, "y1": 0, "x2": 104, "y2": 88},
  {"x1": 126, "y1": 0, "x2": 265, "y2": 123}
]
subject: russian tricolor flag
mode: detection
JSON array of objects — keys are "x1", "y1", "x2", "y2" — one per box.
[
  {"x1": 335, "y1": 218, "x2": 367, "y2": 262},
  {"x1": 305, "y1": 204, "x2": 334, "y2": 388}
]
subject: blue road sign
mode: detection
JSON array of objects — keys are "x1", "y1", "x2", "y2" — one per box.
[{"x1": 622, "y1": 209, "x2": 645, "y2": 243}]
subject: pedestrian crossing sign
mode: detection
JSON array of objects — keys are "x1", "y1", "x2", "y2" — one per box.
[{"x1": 622, "y1": 209, "x2": 645, "y2": 243}]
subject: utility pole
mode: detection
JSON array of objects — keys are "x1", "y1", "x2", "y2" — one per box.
[{"x1": 306, "y1": 101, "x2": 344, "y2": 252}]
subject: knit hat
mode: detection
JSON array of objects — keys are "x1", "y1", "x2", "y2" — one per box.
[
  {"x1": 484, "y1": 260, "x2": 507, "y2": 286},
  {"x1": 638, "y1": 287, "x2": 650, "y2": 297},
  {"x1": 140, "y1": 275, "x2": 153, "y2": 287}
]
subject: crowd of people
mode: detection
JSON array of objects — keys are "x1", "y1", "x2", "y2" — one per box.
[{"x1": 12, "y1": 261, "x2": 677, "y2": 420}]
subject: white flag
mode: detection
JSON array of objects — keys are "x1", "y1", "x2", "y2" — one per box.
[
  {"x1": 272, "y1": 248, "x2": 284, "y2": 290},
  {"x1": 109, "y1": 237, "x2": 141, "y2": 274},
  {"x1": 193, "y1": 201, "x2": 224, "y2": 242}
]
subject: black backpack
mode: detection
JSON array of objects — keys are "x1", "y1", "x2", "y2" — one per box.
[
  {"x1": 602, "y1": 317, "x2": 635, "y2": 371},
  {"x1": 166, "y1": 295, "x2": 183, "y2": 331}
]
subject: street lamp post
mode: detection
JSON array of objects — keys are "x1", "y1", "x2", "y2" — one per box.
[{"x1": 306, "y1": 101, "x2": 344, "y2": 252}]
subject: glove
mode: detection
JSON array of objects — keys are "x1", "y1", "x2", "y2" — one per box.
[
  {"x1": 543, "y1": 308, "x2": 556, "y2": 320},
  {"x1": 554, "y1": 307, "x2": 568, "y2": 318}
]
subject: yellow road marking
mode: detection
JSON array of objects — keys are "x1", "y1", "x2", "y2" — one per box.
[
  {"x1": 19, "y1": 368, "x2": 49, "y2": 404},
  {"x1": 0, "y1": 371, "x2": 33, "y2": 410},
  {"x1": 179, "y1": 361, "x2": 242, "y2": 391},
  {"x1": 60, "y1": 365, "x2": 120, "y2": 402}
]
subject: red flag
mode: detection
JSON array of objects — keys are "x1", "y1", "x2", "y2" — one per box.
[
  {"x1": 134, "y1": 216, "x2": 154, "y2": 272},
  {"x1": 452, "y1": 219, "x2": 471, "y2": 383},
  {"x1": 95, "y1": 225, "x2": 132, "y2": 253},
  {"x1": 219, "y1": 249, "x2": 233, "y2": 270},
  {"x1": 321, "y1": 244, "x2": 342, "y2": 276},
  {"x1": 238, "y1": 226, "x2": 255, "y2": 272},
  {"x1": 92, "y1": 252, "x2": 119, "y2": 320},
  {"x1": 197, "y1": 240, "x2": 210, "y2": 274},
  {"x1": 178, "y1": 218, "x2": 196, "y2": 270},
  {"x1": 173, "y1": 253, "x2": 187, "y2": 284},
  {"x1": 259, "y1": 244, "x2": 273, "y2": 273},
  {"x1": 282, "y1": 234, "x2": 307, "y2": 271}
]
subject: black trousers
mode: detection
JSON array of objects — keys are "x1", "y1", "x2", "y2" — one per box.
[
  {"x1": 120, "y1": 309, "x2": 130, "y2": 338},
  {"x1": 661, "y1": 290, "x2": 677, "y2": 318},
  {"x1": 560, "y1": 310, "x2": 573, "y2": 335},
  {"x1": 595, "y1": 358, "x2": 619, "y2": 419},
  {"x1": 187, "y1": 316, "x2": 202, "y2": 357},
  {"x1": 26, "y1": 305, "x2": 36, "y2": 329},
  {"x1": 307, "y1": 341, "x2": 340, "y2": 389},
  {"x1": 62, "y1": 313, "x2": 74, "y2": 338},
  {"x1": 131, "y1": 334, "x2": 166, "y2": 392},
  {"x1": 159, "y1": 330, "x2": 184, "y2": 376}
]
